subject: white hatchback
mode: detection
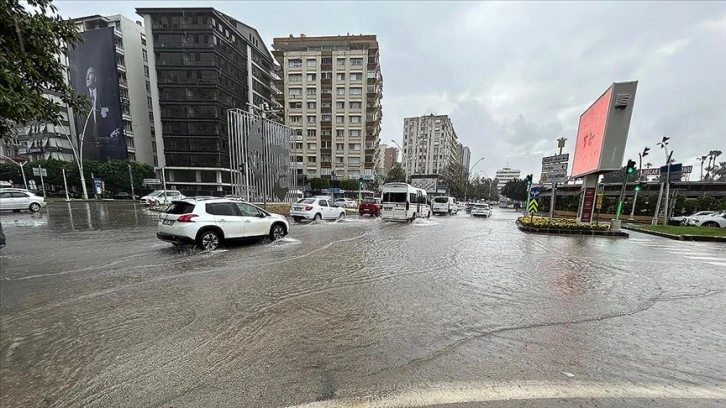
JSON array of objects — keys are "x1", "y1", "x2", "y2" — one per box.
[
  {"x1": 157, "y1": 198, "x2": 289, "y2": 250},
  {"x1": 471, "y1": 203, "x2": 492, "y2": 218},
  {"x1": 0, "y1": 189, "x2": 47, "y2": 212},
  {"x1": 290, "y1": 197, "x2": 346, "y2": 222}
]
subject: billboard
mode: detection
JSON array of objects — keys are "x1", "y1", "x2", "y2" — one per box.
[
  {"x1": 571, "y1": 81, "x2": 638, "y2": 178},
  {"x1": 409, "y1": 175, "x2": 438, "y2": 194},
  {"x1": 69, "y1": 27, "x2": 127, "y2": 162}
]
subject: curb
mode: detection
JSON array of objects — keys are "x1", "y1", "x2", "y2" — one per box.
[
  {"x1": 516, "y1": 220, "x2": 629, "y2": 237},
  {"x1": 623, "y1": 225, "x2": 726, "y2": 242}
]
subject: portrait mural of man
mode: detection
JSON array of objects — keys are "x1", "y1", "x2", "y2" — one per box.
[{"x1": 69, "y1": 27, "x2": 127, "y2": 162}]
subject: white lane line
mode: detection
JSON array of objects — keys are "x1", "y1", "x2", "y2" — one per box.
[
  {"x1": 686, "y1": 256, "x2": 726, "y2": 261},
  {"x1": 286, "y1": 382, "x2": 726, "y2": 408},
  {"x1": 703, "y1": 262, "x2": 726, "y2": 267}
]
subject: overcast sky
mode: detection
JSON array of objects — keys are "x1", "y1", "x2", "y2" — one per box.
[{"x1": 56, "y1": 1, "x2": 726, "y2": 181}]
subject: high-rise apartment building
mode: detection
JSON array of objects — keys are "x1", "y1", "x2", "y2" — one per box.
[
  {"x1": 73, "y1": 14, "x2": 155, "y2": 165},
  {"x1": 459, "y1": 144, "x2": 471, "y2": 172},
  {"x1": 137, "y1": 7, "x2": 279, "y2": 193},
  {"x1": 271, "y1": 34, "x2": 383, "y2": 184},
  {"x1": 495, "y1": 167, "x2": 521, "y2": 191},
  {"x1": 382, "y1": 145, "x2": 399, "y2": 177},
  {"x1": 402, "y1": 114, "x2": 459, "y2": 176}
]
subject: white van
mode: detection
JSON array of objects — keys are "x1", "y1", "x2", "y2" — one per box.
[
  {"x1": 380, "y1": 182, "x2": 431, "y2": 222},
  {"x1": 432, "y1": 196, "x2": 457, "y2": 215}
]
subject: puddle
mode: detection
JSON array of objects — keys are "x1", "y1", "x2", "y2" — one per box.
[
  {"x1": 411, "y1": 219, "x2": 439, "y2": 226},
  {"x1": 268, "y1": 237, "x2": 301, "y2": 247}
]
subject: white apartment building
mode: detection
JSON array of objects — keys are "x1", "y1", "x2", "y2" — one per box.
[
  {"x1": 495, "y1": 167, "x2": 521, "y2": 191},
  {"x1": 272, "y1": 34, "x2": 383, "y2": 183},
  {"x1": 74, "y1": 14, "x2": 156, "y2": 166},
  {"x1": 402, "y1": 114, "x2": 459, "y2": 176},
  {"x1": 460, "y1": 144, "x2": 471, "y2": 172}
]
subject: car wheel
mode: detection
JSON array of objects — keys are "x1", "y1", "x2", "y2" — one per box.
[
  {"x1": 270, "y1": 224, "x2": 287, "y2": 240},
  {"x1": 410, "y1": 213, "x2": 416, "y2": 223},
  {"x1": 313, "y1": 213, "x2": 322, "y2": 221},
  {"x1": 427, "y1": 211, "x2": 431, "y2": 219},
  {"x1": 448, "y1": 209, "x2": 452, "y2": 215},
  {"x1": 702, "y1": 221, "x2": 719, "y2": 228},
  {"x1": 197, "y1": 230, "x2": 221, "y2": 251},
  {"x1": 293, "y1": 216, "x2": 302, "y2": 223},
  {"x1": 29, "y1": 203, "x2": 41, "y2": 212},
  {"x1": 338, "y1": 211, "x2": 346, "y2": 220}
]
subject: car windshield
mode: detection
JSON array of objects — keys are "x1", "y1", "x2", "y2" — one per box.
[
  {"x1": 301, "y1": 198, "x2": 316, "y2": 204},
  {"x1": 383, "y1": 192, "x2": 407, "y2": 202},
  {"x1": 433, "y1": 197, "x2": 449, "y2": 203}
]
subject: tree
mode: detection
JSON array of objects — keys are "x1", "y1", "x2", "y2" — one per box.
[
  {"x1": 1, "y1": 0, "x2": 87, "y2": 140},
  {"x1": 500, "y1": 178, "x2": 528, "y2": 202},
  {"x1": 309, "y1": 177, "x2": 330, "y2": 191},
  {"x1": 339, "y1": 179, "x2": 359, "y2": 192},
  {"x1": 384, "y1": 162, "x2": 406, "y2": 183}
]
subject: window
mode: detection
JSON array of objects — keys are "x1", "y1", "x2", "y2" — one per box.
[
  {"x1": 289, "y1": 74, "x2": 302, "y2": 82},
  {"x1": 336, "y1": 129, "x2": 345, "y2": 138},
  {"x1": 321, "y1": 57, "x2": 332, "y2": 65},
  {"x1": 336, "y1": 87, "x2": 345, "y2": 96},
  {"x1": 306, "y1": 88, "x2": 317, "y2": 96},
  {"x1": 147, "y1": 96, "x2": 153, "y2": 108},
  {"x1": 336, "y1": 58, "x2": 345, "y2": 66},
  {"x1": 290, "y1": 115, "x2": 302, "y2": 123},
  {"x1": 143, "y1": 65, "x2": 150, "y2": 78},
  {"x1": 307, "y1": 115, "x2": 316, "y2": 124},
  {"x1": 306, "y1": 73, "x2": 316, "y2": 81},
  {"x1": 321, "y1": 71, "x2": 332, "y2": 79},
  {"x1": 322, "y1": 129, "x2": 332, "y2": 136},
  {"x1": 348, "y1": 157, "x2": 361, "y2": 164},
  {"x1": 349, "y1": 101, "x2": 362, "y2": 109},
  {"x1": 318, "y1": 200, "x2": 328, "y2": 207},
  {"x1": 236, "y1": 203, "x2": 262, "y2": 217},
  {"x1": 367, "y1": 71, "x2": 376, "y2": 79},
  {"x1": 289, "y1": 88, "x2": 302, "y2": 96},
  {"x1": 149, "y1": 111, "x2": 154, "y2": 121},
  {"x1": 349, "y1": 87, "x2": 362, "y2": 95},
  {"x1": 364, "y1": 169, "x2": 373, "y2": 177},
  {"x1": 335, "y1": 156, "x2": 344, "y2": 163},
  {"x1": 209, "y1": 203, "x2": 238, "y2": 216},
  {"x1": 307, "y1": 101, "x2": 316, "y2": 109},
  {"x1": 367, "y1": 85, "x2": 376, "y2": 93},
  {"x1": 142, "y1": 49, "x2": 148, "y2": 62},
  {"x1": 321, "y1": 168, "x2": 331, "y2": 176},
  {"x1": 336, "y1": 102, "x2": 345, "y2": 109},
  {"x1": 307, "y1": 129, "x2": 316, "y2": 137},
  {"x1": 321, "y1": 141, "x2": 331, "y2": 148},
  {"x1": 289, "y1": 59, "x2": 302, "y2": 68},
  {"x1": 336, "y1": 115, "x2": 344, "y2": 123},
  {"x1": 306, "y1": 58, "x2": 317, "y2": 68},
  {"x1": 321, "y1": 114, "x2": 332, "y2": 121},
  {"x1": 322, "y1": 101, "x2": 332, "y2": 108},
  {"x1": 141, "y1": 35, "x2": 146, "y2": 46},
  {"x1": 336, "y1": 73, "x2": 345, "y2": 81},
  {"x1": 289, "y1": 101, "x2": 302, "y2": 109},
  {"x1": 349, "y1": 170, "x2": 361, "y2": 178},
  {"x1": 336, "y1": 143, "x2": 345, "y2": 150},
  {"x1": 350, "y1": 72, "x2": 362, "y2": 81},
  {"x1": 145, "y1": 81, "x2": 151, "y2": 93},
  {"x1": 350, "y1": 58, "x2": 363, "y2": 66},
  {"x1": 350, "y1": 116, "x2": 361, "y2": 124},
  {"x1": 307, "y1": 169, "x2": 318, "y2": 176},
  {"x1": 349, "y1": 129, "x2": 361, "y2": 137},
  {"x1": 349, "y1": 143, "x2": 361, "y2": 151},
  {"x1": 307, "y1": 155, "x2": 317, "y2": 163}
]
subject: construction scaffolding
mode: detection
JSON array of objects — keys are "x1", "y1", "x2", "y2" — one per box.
[{"x1": 227, "y1": 108, "x2": 297, "y2": 203}]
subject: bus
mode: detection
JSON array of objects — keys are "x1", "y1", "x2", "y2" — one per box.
[{"x1": 380, "y1": 182, "x2": 431, "y2": 222}]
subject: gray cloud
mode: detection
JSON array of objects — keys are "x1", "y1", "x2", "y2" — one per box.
[{"x1": 56, "y1": 1, "x2": 726, "y2": 180}]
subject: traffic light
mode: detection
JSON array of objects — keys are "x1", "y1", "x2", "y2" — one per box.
[
  {"x1": 525, "y1": 174, "x2": 533, "y2": 185},
  {"x1": 635, "y1": 182, "x2": 645, "y2": 192},
  {"x1": 626, "y1": 159, "x2": 637, "y2": 174},
  {"x1": 358, "y1": 177, "x2": 364, "y2": 188}
]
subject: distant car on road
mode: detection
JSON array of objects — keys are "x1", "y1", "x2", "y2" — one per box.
[
  {"x1": 471, "y1": 203, "x2": 492, "y2": 218},
  {"x1": 157, "y1": 198, "x2": 289, "y2": 251},
  {"x1": 290, "y1": 197, "x2": 346, "y2": 222},
  {"x1": 334, "y1": 197, "x2": 358, "y2": 208},
  {"x1": 432, "y1": 196, "x2": 457, "y2": 215},
  {"x1": 0, "y1": 189, "x2": 47, "y2": 212},
  {"x1": 358, "y1": 197, "x2": 382, "y2": 217},
  {"x1": 140, "y1": 190, "x2": 185, "y2": 206}
]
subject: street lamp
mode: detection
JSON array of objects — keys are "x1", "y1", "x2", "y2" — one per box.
[
  {"x1": 464, "y1": 157, "x2": 485, "y2": 202},
  {"x1": 652, "y1": 137, "x2": 672, "y2": 225},
  {"x1": 0, "y1": 154, "x2": 28, "y2": 190},
  {"x1": 58, "y1": 115, "x2": 91, "y2": 200},
  {"x1": 629, "y1": 146, "x2": 650, "y2": 220}
]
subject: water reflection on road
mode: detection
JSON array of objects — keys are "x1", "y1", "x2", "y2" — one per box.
[{"x1": 1, "y1": 202, "x2": 724, "y2": 407}]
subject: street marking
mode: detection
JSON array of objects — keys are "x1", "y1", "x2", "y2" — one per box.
[
  {"x1": 286, "y1": 382, "x2": 726, "y2": 408},
  {"x1": 704, "y1": 262, "x2": 726, "y2": 267},
  {"x1": 685, "y1": 256, "x2": 726, "y2": 261}
]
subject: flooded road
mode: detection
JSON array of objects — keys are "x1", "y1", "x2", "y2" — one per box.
[{"x1": 1, "y1": 202, "x2": 725, "y2": 407}]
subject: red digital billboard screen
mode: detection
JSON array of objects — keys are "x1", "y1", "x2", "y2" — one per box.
[{"x1": 571, "y1": 87, "x2": 613, "y2": 178}]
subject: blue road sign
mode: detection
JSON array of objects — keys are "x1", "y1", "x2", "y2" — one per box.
[{"x1": 530, "y1": 187, "x2": 541, "y2": 199}]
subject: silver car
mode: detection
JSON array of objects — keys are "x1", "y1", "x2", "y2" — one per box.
[{"x1": 0, "y1": 189, "x2": 47, "y2": 212}]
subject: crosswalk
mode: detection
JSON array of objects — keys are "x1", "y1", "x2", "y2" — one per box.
[{"x1": 629, "y1": 237, "x2": 726, "y2": 267}]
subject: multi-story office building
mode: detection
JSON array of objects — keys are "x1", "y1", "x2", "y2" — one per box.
[
  {"x1": 381, "y1": 145, "x2": 399, "y2": 177},
  {"x1": 495, "y1": 167, "x2": 521, "y2": 191},
  {"x1": 271, "y1": 34, "x2": 383, "y2": 184},
  {"x1": 137, "y1": 7, "x2": 279, "y2": 192},
  {"x1": 8, "y1": 92, "x2": 76, "y2": 163},
  {"x1": 459, "y1": 144, "x2": 471, "y2": 172},
  {"x1": 74, "y1": 14, "x2": 155, "y2": 165},
  {"x1": 402, "y1": 114, "x2": 459, "y2": 176}
]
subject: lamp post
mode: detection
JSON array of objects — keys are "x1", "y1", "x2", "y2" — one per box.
[
  {"x1": 652, "y1": 137, "x2": 671, "y2": 225},
  {"x1": 60, "y1": 109, "x2": 94, "y2": 200},
  {"x1": 0, "y1": 154, "x2": 28, "y2": 190},
  {"x1": 464, "y1": 157, "x2": 485, "y2": 202},
  {"x1": 629, "y1": 147, "x2": 650, "y2": 220},
  {"x1": 550, "y1": 137, "x2": 567, "y2": 219}
]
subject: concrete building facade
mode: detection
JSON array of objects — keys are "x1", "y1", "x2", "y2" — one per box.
[
  {"x1": 271, "y1": 34, "x2": 383, "y2": 184},
  {"x1": 495, "y1": 167, "x2": 521, "y2": 191},
  {"x1": 459, "y1": 144, "x2": 471, "y2": 172},
  {"x1": 402, "y1": 114, "x2": 459, "y2": 177}
]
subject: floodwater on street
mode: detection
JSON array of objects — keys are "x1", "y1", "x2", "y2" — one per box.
[{"x1": 0, "y1": 201, "x2": 725, "y2": 407}]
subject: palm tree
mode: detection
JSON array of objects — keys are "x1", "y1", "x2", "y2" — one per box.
[
  {"x1": 698, "y1": 155, "x2": 708, "y2": 181},
  {"x1": 705, "y1": 150, "x2": 722, "y2": 180}
]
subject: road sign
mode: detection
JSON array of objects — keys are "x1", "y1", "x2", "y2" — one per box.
[
  {"x1": 542, "y1": 154, "x2": 569, "y2": 165},
  {"x1": 529, "y1": 186, "x2": 541, "y2": 199},
  {"x1": 596, "y1": 193, "x2": 604, "y2": 210},
  {"x1": 545, "y1": 170, "x2": 568, "y2": 183},
  {"x1": 542, "y1": 162, "x2": 568, "y2": 173},
  {"x1": 659, "y1": 163, "x2": 683, "y2": 182},
  {"x1": 32, "y1": 167, "x2": 47, "y2": 177},
  {"x1": 527, "y1": 199, "x2": 538, "y2": 214},
  {"x1": 143, "y1": 178, "x2": 161, "y2": 185}
]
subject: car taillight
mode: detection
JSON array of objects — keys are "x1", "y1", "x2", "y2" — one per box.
[
  {"x1": 304, "y1": 205, "x2": 313, "y2": 211},
  {"x1": 177, "y1": 214, "x2": 198, "y2": 222}
]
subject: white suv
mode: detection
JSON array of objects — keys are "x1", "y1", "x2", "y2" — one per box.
[
  {"x1": 290, "y1": 197, "x2": 347, "y2": 222},
  {"x1": 157, "y1": 198, "x2": 289, "y2": 250}
]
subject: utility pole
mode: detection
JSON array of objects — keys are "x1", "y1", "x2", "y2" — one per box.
[
  {"x1": 550, "y1": 137, "x2": 566, "y2": 219},
  {"x1": 128, "y1": 164, "x2": 135, "y2": 199}
]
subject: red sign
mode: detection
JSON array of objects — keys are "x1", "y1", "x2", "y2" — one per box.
[
  {"x1": 580, "y1": 187, "x2": 596, "y2": 223},
  {"x1": 571, "y1": 87, "x2": 613, "y2": 178}
]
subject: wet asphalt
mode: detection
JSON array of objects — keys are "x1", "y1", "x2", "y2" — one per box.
[{"x1": 0, "y1": 201, "x2": 724, "y2": 407}]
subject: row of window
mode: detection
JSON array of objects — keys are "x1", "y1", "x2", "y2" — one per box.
[
  {"x1": 291, "y1": 141, "x2": 376, "y2": 149},
  {"x1": 289, "y1": 72, "x2": 365, "y2": 82},
  {"x1": 289, "y1": 57, "x2": 365, "y2": 68},
  {"x1": 289, "y1": 101, "x2": 364, "y2": 110},
  {"x1": 294, "y1": 156, "x2": 372, "y2": 165},
  {"x1": 290, "y1": 115, "x2": 363, "y2": 124},
  {"x1": 288, "y1": 87, "x2": 367, "y2": 96}
]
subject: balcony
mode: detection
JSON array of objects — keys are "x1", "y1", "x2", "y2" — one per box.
[
  {"x1": 321, "y1": 78, "x2": 331, "y2": 86},
  {"x1": 115, "y1": 45, "x2": 125, "y2": 56},
  {"x1": 367, "y1": 63, "x2": 378, "y2": 70},
  {"x1": 113, "y1": 28, "x2": 122, "y2": 39},
  {"x1": 321, "y1": 92, "x2": 332, "y2": 99},
  {"x1": 321, "y1": 64, "x2": 332, "y2": 71},
  {"x1": 122, "y1": 112, "x2": 132, "y2": 121},
  {"x1": 320, "y1": 120, "x2": 332, "y2": 127},
  {"x1": 116, "y1": 63, "x2": 126, "y2": 73},
  {"x1": 118, "y1": 78, "x2": 128, "y2": 88},
  {"x1": 290, "y1": 162, "x2": 303, "y2": 168}
]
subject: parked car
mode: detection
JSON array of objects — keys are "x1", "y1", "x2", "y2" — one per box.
[
  {"x1": 690, "y1": 211, "x2": 726, "y2": 228},
  {"x1": 334, "y1": 197, "x2": 358, "y2": 208},
  {"x1": 359, "y1": 197, "x2": 382, "y2": 217},
  {"x1": 115, "y1": 192, "x2": 133, "y2": 200},
  {"x1": 290, "y1": 197, "x2": 346, "y2": 222},
  {"x1": 471, "y1": 203, "x2": 492, "y2": 218},
  {"x1": 670, "y1": 211, "x2": 714, "y2": 226},
  {"x1": 0, "y1": 189, "x2": 47, "y2": 212},
  {"x1": 140, "y1": 190, "x2": 185, "y2": 206},
  {"x1": 156, "y1": 198, "x2": 289, "y2": 251}
]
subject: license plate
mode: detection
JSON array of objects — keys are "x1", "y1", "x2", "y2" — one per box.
[
  {"x1": 293, "y1": 206, "x2": 303, "y2": 211},
  {"x1": 162, "y1": 219, "x2": 174, "y2": 226}
]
